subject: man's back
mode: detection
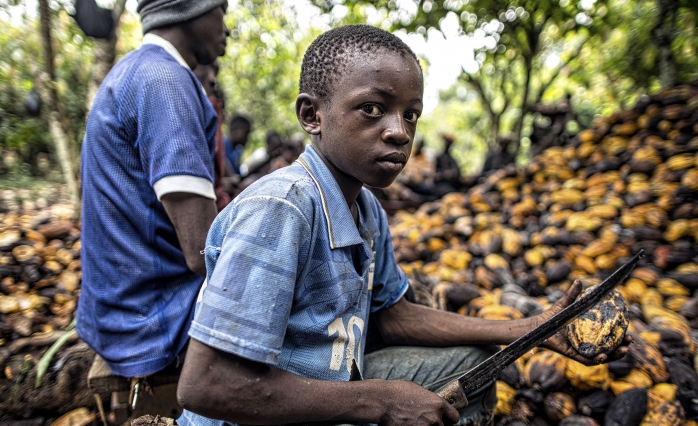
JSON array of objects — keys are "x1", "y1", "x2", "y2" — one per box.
[{"x1": 78, "y1": 44, "x2": 217, "y2": 377}]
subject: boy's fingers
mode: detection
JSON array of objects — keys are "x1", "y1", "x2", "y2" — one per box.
[
  {"x1": 557, "y1": 279, "x2": 583, "y2": 307},
  {"x1": 442, "y1": 401, "x2": 460, "y2": 424}
]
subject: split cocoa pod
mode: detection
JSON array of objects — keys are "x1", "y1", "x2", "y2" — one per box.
[{"x1": 566, "y1": 288, "x2": 629, "y2": 358}]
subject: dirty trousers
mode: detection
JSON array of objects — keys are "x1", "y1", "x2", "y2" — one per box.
[{"x1": 337, "y1": 345, "x2": 497, "y2": 426}]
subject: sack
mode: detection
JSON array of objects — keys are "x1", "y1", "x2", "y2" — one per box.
[{"x1": 71, "y1": 0, "x2": 115, "y2": 39}]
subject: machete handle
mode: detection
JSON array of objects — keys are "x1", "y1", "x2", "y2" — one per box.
[{"x1": 435, "y1": 379, "x2": 469, "y2": 410}]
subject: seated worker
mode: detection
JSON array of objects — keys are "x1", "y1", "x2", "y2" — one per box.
[
  {"x1": 177, "y1": 25, "x2": 630, "y2": 426},
  {"x1": 224, "y1": 115, "x2": 251, "y2": 177},
  {"x1": 434, "y1": 134, "x2": 462, "y2": 197},
  {"x1": 194, "y1": 59, "x2": 231, "y2": 211},
  {"x1": 78, "y1": 0, "x2": 228, "y2": 418}
]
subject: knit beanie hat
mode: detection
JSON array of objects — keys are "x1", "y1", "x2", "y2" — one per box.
[{"x1": 137, "y1": 0, "x2": 227, "y2": 34}]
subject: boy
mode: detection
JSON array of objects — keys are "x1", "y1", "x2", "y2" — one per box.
[{"x1": 177, "y1": 25, "x2": 629, "y2": 426}]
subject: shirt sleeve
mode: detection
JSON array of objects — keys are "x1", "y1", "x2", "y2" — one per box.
[
  {"x1": 370, "y1": 202, "x2": 409, "y2": 313},
  {"x1": 188, "y1": 195, "x2": 312, "y2": 365},
  {"x1": 134, "y1": 63, "x2": 215, "y2": 190}
]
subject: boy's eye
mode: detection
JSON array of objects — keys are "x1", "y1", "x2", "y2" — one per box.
[
  {"x1": 404, "y1": 111, "x2": 420, "y2": 124},
  {"x1": 360, "y1": 104, "x2": 383, "y2": 116}
]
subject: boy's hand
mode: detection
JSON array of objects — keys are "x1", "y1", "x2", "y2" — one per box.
[
  {"x1": 535, "y1": 280, "x2": 633, "y2": 366},
  {"x1": 378, "y1": 380, "x2": 460, "y2": 426}
]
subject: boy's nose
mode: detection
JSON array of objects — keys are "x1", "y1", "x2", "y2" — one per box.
[{"x1": 382, "y1": 115, "x2": 410, "y2": 145}]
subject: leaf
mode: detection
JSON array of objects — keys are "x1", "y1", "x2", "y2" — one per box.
[{"x1": 35, "y1": 318, "x2": 76, "y2": 388}]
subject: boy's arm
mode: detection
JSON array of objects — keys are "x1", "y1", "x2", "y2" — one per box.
[
  {"x1": 178, "y1": 338, "x2": 460, "y2": 426},
  {"x1": 374, "y1": 281, "x2": 631, "y2": 366}
]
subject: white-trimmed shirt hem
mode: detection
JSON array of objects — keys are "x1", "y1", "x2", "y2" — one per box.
[{"x1": 153, "y1": 175, "x2": 216, "y2": 201}]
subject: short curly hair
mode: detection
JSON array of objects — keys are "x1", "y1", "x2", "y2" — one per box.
[{"x1": 299, "y1": 24, "x2": 420, "y2": 100}]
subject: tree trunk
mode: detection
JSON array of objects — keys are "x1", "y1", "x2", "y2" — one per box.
[
  {"x1": 85, "y1": 0, "x2": 128, "y2": 111},
  {"x1": 512, "y1": 53, "x2": 533, "y2": 143},
  {"x1": 653, "y1": 0, "x2": 679, "y2": 89},
  {"x1": 38, "y1": 0, "x2": 81, "y2": 212}
]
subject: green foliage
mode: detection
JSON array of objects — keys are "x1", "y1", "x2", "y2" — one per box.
[
  {"x1": 0, "y1": 5, "x2": 95, "y2": 173},
  {"x1": 219, "y1": 0, "x2": 321, "y2": 148}
]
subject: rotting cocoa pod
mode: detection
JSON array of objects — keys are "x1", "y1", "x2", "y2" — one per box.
[
  {"x1": 566, "y1": 288, "x2": 629, "y2": 358},
  {"x1": 666, "y1": 357, "x2": 698, "y2": 420},
  {"x1": 559, "y1": 415, "x2": 600, "y2": 426},
  {"x1": 499, "y1": 362, "x2": 522, "y2": 389},
  {"x1": 546, "y1": 260, "x2": 572, "y2": 284},
  {"x1": 627, "y1": 332, "x2": 669, "y2": 383},
  {"x1": 37, "y1": 221, "x2": 74, "y2": 240},
  {"x1": 656, "y1": 328, "x2": 692, "y2": 362},
  {"x1": 544, "y1": 392, "x2": 576, "y2": 422},
  {"x1": 604, "y1": 387, "x2": 648, "y2": 426},
  {"x1": 577, "y1": 389, "x2": 614, "y2": 418}
]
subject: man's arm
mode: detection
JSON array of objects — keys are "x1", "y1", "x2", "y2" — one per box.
[
  {"x1": 161, "y1": 192, "x2": 217, "y2": 276},
  {"x1": 177, "y1": 339, "x2": 460, "y2": 426}
]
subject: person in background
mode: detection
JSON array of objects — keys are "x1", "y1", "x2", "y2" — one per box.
[
  {"x1": 224, "y1": 115, "x2": 251, "y2": 177},
  {"x1": 434, "y1": 133, "x2": 462, "y2": 196},
  {"x1": 78, "y1": 0, "x2": 229, "y2": 420},
  {"x1": 482, "y1": 136, "x2": 517, "y2": 176},
  {"x1": 194, "y1": 59, "x2": 231, "y2": 211},
  {"x1": 240, "y1": 129, "x2": 284, "y2": 177}
]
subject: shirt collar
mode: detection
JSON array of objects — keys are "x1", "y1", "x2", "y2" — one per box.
[
  {"x1": 142, "y1": 33, "x2": 191, "y2": 69},
  {"x1": 296, "y1": 145, "x2": 380, "y2": 249}
]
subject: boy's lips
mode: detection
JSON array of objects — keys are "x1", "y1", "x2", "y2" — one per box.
[{"x1": 376, "y1": 152, "x2": 407, "y2": 173}]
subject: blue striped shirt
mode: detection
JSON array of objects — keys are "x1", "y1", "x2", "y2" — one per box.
[{"x1": 180, "y1": 145, "x2": 408, "y2": 426}]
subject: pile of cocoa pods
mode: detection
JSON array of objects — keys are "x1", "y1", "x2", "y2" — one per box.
[{"x1": 390, "y1": 84, "x2": 698, "y2": 425}]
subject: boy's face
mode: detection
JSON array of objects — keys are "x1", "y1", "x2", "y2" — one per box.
[{"x1": 303, "y1": 51, "x2": 424, "y2": 189}]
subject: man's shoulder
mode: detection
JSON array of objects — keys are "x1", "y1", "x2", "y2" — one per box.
[{"x1": 109, "y1": 46, "x2": 193, "y2": 90}]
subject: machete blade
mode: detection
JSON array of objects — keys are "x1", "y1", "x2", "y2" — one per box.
[{"x1": 439, "y1": 249, "x2": 644, "y2": 399}]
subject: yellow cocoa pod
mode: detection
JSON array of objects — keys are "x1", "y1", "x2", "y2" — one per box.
[
  {"x1": 664, "y1": 219, "x2": 690, "y2": 242},
  {"x1": 440, "y1": 249, "x2": 471, "y2": 270},
  {"x1": 566, "y1": 213, "x2": 603, "y2": 232},
  {"x1": 584, "y1": 184, "x2": 607, "y2": 199},
  {"x1": 484, "y1": 253, "x2": 509, "y2": 271},
  {"x1": 582, "y1": 239, "x2": 614, "y2": 258},
  {"x1": 575, "y1": 255, "x2": 597, "y2": 275},
  {"x1": 477, "y1": 305, "x2": 523, "y2": 321},
  {"x1": 585, "y1": 204, "x2": 618, "y2": 220},
  {"x1": 682, "y1": 168, "x2": 698, "y2": 191},
  {"x1": 595, "y1": 253, "x2": 617, "y2": 271},
  {"x1": 656, "y1": 278, "x2": 689, "y2": 297},
  {"x1": 665, "y1": 295, "x2": 688, "y2": 312},
  {"x1": 609, "y1": 369, "x2": 653, "y2": 396},
  {"x1": 501, "y1": 228, "x2": 522, "y2": 257},
  {"x1": 427, "y1": 237, "x2": 446, "y2": 253},
  {"x1": 650, "y1": 383, "x2": 677, "y2": 403},
  {"x1": 623, "y1": 278, "x2": 648, "y2": 304},
  {"x1": 566, "y1": 288, "x2": 628, "y2": 358},
  {"x1": 632, "y1": 268, "x2": 658, "y2": 285},
  {"x1": 551, "y1": 189, "x2": 586, "y2": 205},
  {"x1": 494, "y1": 381, "x2": 516, "y2": 416},
  {"x1": 640, "y1": 400, "x2": 685, "y2": 426},
  {"x1": 667, "y1": 153, "x2": 695, "y2": 171},
  {"x1": 565, "y1": 360, "x2": 610, "y2": 391}
]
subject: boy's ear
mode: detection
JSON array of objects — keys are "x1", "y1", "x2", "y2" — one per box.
[{"x1": 296, "y1": 93, "x2": 322, "y2": 136}]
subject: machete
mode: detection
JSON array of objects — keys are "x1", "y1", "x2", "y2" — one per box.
[{"x1": 435, "y1": 249, "x2": 644, "y2": 409}]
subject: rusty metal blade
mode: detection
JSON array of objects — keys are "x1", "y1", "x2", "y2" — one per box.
[{"x1": 452, "y1": 249, "x2": 643, "y2": 396}]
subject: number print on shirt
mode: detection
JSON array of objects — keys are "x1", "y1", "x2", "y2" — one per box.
[{"x1": 328, "y1": 316, "x2": 365, "y2": 372}]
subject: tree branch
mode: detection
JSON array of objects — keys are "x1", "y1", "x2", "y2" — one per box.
[
  {"x1": 533, "y1": 38, "x2": 588, "y2": 106},
  {"x1": 463, "y1": 72, "x2": 496, "y2": 122}
]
